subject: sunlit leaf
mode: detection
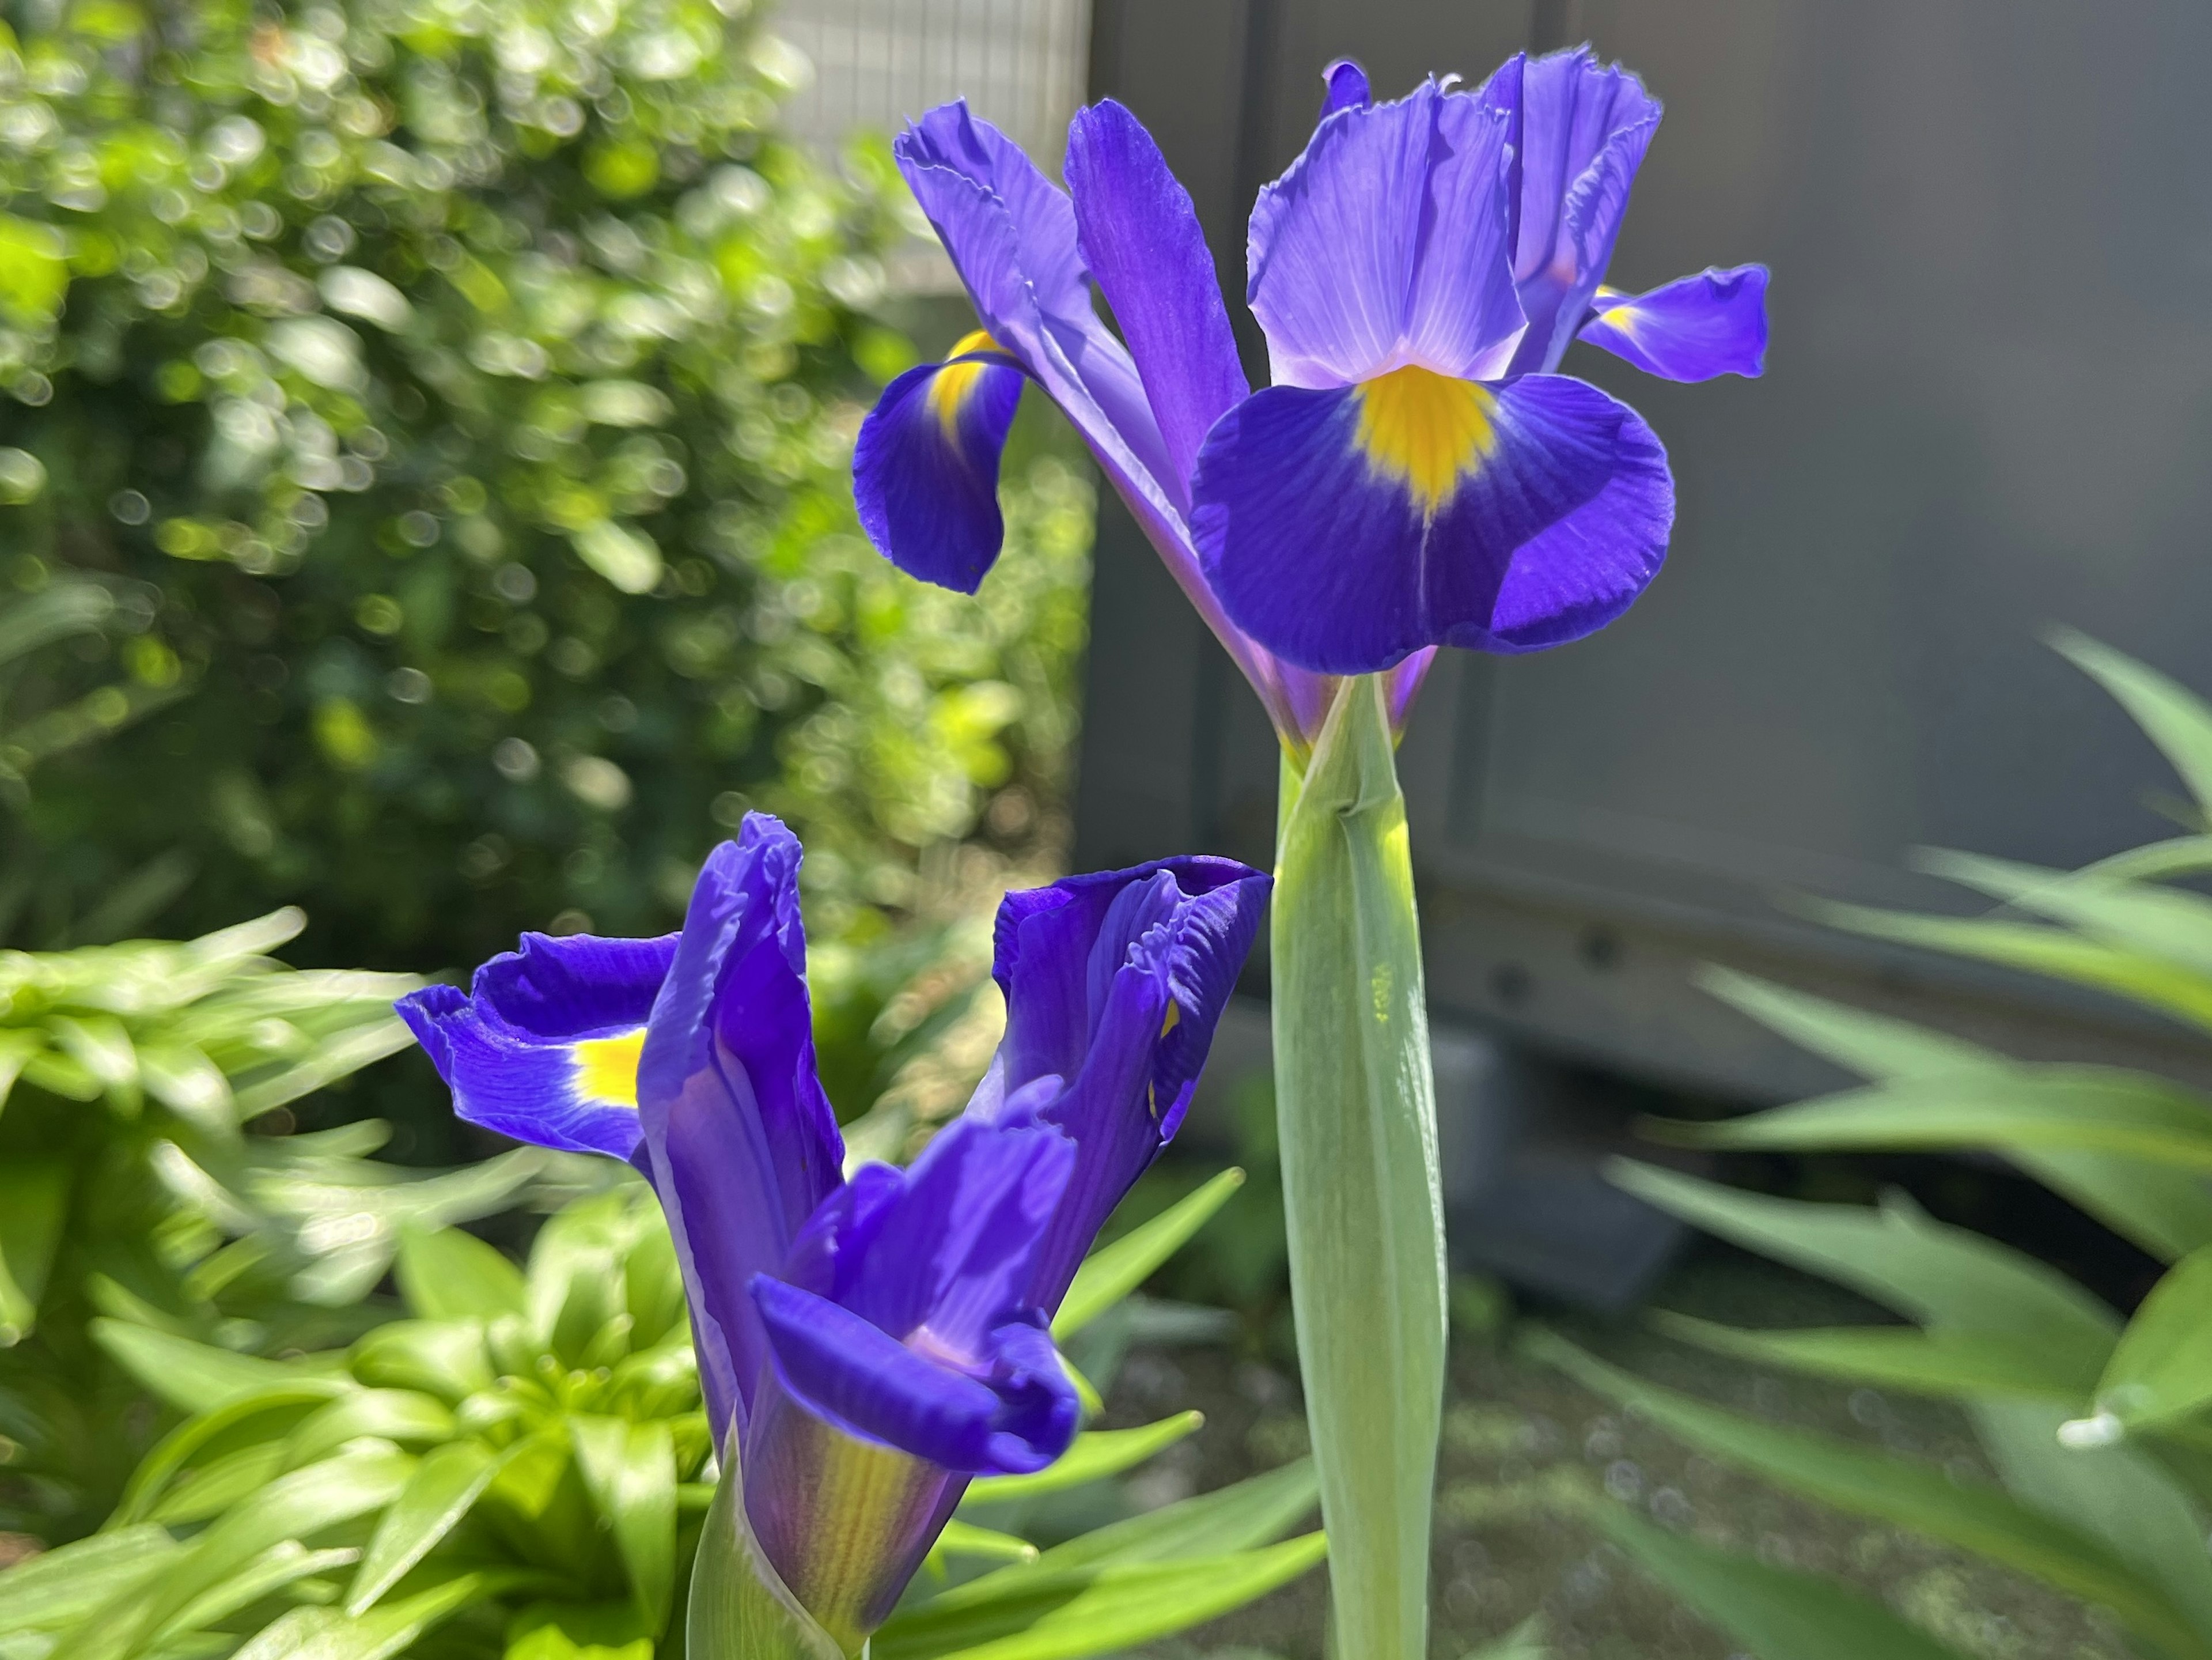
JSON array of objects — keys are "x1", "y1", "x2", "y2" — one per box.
[
  {"x1": 92, "y1": 1319, "x2": 349, "y2": 1416},
  {"x1": 961, "y1": 1414, "x2": 1204, "y2": 1508},
  {"x1": 1054, "y1": 1169, "x2": 1244, "y2": 1340},
  {"x1": 873, "y1": 1534, "x2": 1327, "y2": 1660},
  {"x1": 2092, "y1": 1244, "x2": 2212, "y2": 1431},
  {"x1": 1596, "y1": 1507, "x2": 1975, "y2": 1660},
  {"x1": 570, "y1": 1416, "x2": 677, "y2": 1633},
  {"x1": 347, "y1": 1440, "x2": 512, "y2": 1614},
  {"x1": 395, "y1": 1223, "x2": 526, "y2": 1322}
]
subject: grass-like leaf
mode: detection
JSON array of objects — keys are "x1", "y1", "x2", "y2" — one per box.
[
  {"x1": 1052, "y1": 1169, "x2": 1244, "y2": 1340},
  {"x1": 961, "y1": 1414, "x2": 1203, "y2": 1508}
]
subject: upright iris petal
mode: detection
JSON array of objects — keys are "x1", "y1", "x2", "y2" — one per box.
[
  {"x1": 1194, "y1": 76, "x2": 1675, "y2": 673},
  {"x1": 400, "y1": 815, "x2": 1270, "y2": 1651}
]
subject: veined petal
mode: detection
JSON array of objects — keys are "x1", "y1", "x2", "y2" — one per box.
[
  {"x1": 1579, "y1": 265, "x2": 1770, "y2": 381},
  {"x1": 397, "y1": 932, "x2": 673, "y2": 1161},
  {"x1": 1066, "y1": 100, "x2": 1249, "y2": 501},
  {"x1": 1320, "y1": 58, "x2": 1371, "y2": 118},
  {"x1": 752, "y1": 1279, "x2": 1077, "y2": 1476},
  {"x1": 853, "y1": 332, "x2": 1024, "y2": 592},
  {"x1": 984, "y1": 857, "x2": 1271, "y2": 1308},
  {"x1": 1499, "y1": 46, "x2": 1662, "y2": 374},
  {"x1": 638, "y1": 816, "x2": 844, "y2": 1443},
  {"x1": 1192, "y1": 366, "x2": 1674, "y2": 672},
  {"x1": 1248, "y1": 80, "x2": 1524, "y2": 388}
]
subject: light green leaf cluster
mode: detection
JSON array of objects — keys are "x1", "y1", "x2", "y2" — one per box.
[
  {"x1": 1539, "y1": 633, "x2": 2212, "y2": 1660},
  {"x1": 2, "y1": 1167, "x2": 1319, "y2": 1660},
  {"x1": 0, "y1": 907, "x2": 571, "y2": 1541}
]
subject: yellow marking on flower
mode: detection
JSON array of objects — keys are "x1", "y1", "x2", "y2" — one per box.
[
  {"x1": 1160, "y1": 1002, "x2": 1181, "y2": 1038},
  {"x1": 571, "y1": 1028, "x2": 646, "y2": 1108},
  {"x1": 925, "y1": 328, "x2": 1003, "y2": 437},
  {"x1": 1353, "y1": 364, "x2": 1499, "y2": 516}
]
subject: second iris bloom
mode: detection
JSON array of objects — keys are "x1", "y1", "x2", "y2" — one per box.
[{"x1": 399, "y1": 816, "x2": 1269, "y2": 1650}]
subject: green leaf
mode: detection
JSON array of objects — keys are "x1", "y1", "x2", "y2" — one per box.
[
  {"x1": 930, "y1": 1522, "x2": 1038, "y2": 1567},
  {"x1": 1271, "y1": 675, "x2": 1444, "y2": 1660},
  {"x1": 961, "y1": 1413, "x2": 1204, "y2": 1508},
  {"x1": 1697, "y1": 967, "x2": 2001, "y2": 1081},
  {"x1": 1594, "y1": 1506, "x2": 1976, "y2": 1660},
  {"x1": 0, "y1": 213, "x2": 69, "y2": 326},
  {"x1": 1647, "y1": 1068, "x2": 2212, "y2": 1170},
  {"x1": 570, "y1": 1416, "x2": 676, "y2": 1634},
  {"x1": 147, "y1": 1443, "x2": 287, "y2": 1526},
  {"x1": 2092, "y1": 1243, "x2": 2212, "y2": 1430},
  {"x1": 1605, "y1": 1162, "x2": 2120, "y2": 1372},
  {"x1": 229, "y1": 1570, "x2": 495, "y2": 1660},
  {"x1": 0, "y1": 1159, "x2": 69, "y2": 1341},
  {"x1": 349, "y1": 1319, "x2": 497, "y2": 1402},
  {"x1": 348, "y1": 1440, "x2": 511, "y2": 1614},
  {"x1": 873, "y1": 1534, "x2": 1326, "y2": 1660},
  {"x1": 116, "y1": 1386, "x2": 353, "y2": 1525},
  {"x1": 685, "y1": 1432, "x2": 844, "y2": 1660},
  {"x1": 0, "y1": 1525, "x2": 178, "y2": 1637},
  {"x1": 394, "y1": 1224, "x2": 525, "y2": 1322},
  {"x1": 1695, "y1": 970, "x2": 2212, "y2": 1258},
  {"x1": 1918, "y1": 848, "x2": 2212, "y2": 977},
  {"x1": 1651, "y1": 1311, "x2": 2095, "y2": 1404},
  {"x1": 1805, "y1": 897, "x2": 2212, "y2": 1033},
  {"x1": 158, "y1": 1544, "x2": 362, "y2": 1644},
  {"x1": 92, "y1": 1319, "x2": 349, "y2": 1416},
  {"x1": 52, "y1": 1449, "x2": 414, "y2": 1660},
  {"x1": 1526, "y1": 1330, "x2": 2210, "y2": 1660},
  {"x1": 1052, "y1": 1169, "x2": 1244, "y2": 1340},
  {"x1": 2050, "y1": 629, "x2": 2212, "y2": 816},
  {"x1": 1460, "y1": 1616, "x2": 1547, "y2": 1660},
  {"x1": 280, "y1": 1389, "x2": 456, "y2": 1469},
  {"x1": 940, "y1": 1461, "x2": 1316, "y2": 1609}
]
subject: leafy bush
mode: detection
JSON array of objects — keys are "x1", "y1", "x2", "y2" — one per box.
[
  {"x1": 0, "y1": 907, "x2": 578, "y2": 1544},
  {"x1": 1, "y1": 1174, "x2": 1324, "y2": 1660},
  {"x1": 1537, "y1": 633, "x2": 2212, "y2": 1660},
  {"x1": 0, "y1": 0, "x2": 1090, "y2": 977}
]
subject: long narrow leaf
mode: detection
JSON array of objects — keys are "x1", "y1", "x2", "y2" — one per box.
[
  {"x1": 2094, "y1": 1244, "x2": 2212, "y2": 1431},
  {"x1": 1652, "y1": 1311, "x2": 2096, "y2": 1405},
  {"x1": 960, "y1": 1415, "x2": 1202, "y2": 1508},
  {"x1": 1052, "y1": 1169, "x2": 1244, "y2": 1340},
  {"x1": 872, "y1": 1534, "x2": 1326, "y2": 1660},
  {"x1": 346, "y1": 1440, "x2": 510, "y2": 1615},
  {"x1": 571, "y1": 1416, "x2": 676, "y2": 1633},
  {"x1": 1527, "y1": 1330, "x2": 2209, "y2": 1660},
  {"x1": 394, "y1": 1224, "x2": 526, "y2": 1322},
  {"x1": 0, "y1": 1526, "x2": 178, "y2": 1637},
  {"x1": 91, "y1": 1320, "x2": 347, "y2": 1416},
  {"x1": 1595, "y1": 1507, "x2": 1975, "y2": 1660},
  {"x1": 2050, "y1": 630, "x2": 2212, "y2": 816}
]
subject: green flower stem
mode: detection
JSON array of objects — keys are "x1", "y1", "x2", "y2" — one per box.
[
  {"x1": 687, "y1": 1431, "x2": 852, "y2": 1660},
  {"x1": 1272, "y1": 674, "x2": 1446, "y2": 1660}
]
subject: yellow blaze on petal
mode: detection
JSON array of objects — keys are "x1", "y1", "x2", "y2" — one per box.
[
  {"x1": 1353, "y1": 364, "x2": 1499, "y2": 516},
  {"x1": 925, "y1": 327, "x2": 1003, "y2": 437},
  {"x1": 571, "y1": 1028, "x2": 646, "y2": 1109}
]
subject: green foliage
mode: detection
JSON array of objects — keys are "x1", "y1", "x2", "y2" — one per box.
[
  {"x1": 0, "y1": 0, "x2": 1091, "y2": 980},
  {"x1": 0, "y1": 1173, "x2": 1321, "y2": 1660},
  {"x1": 0, "y1": 906, "x2": 569, "y2": 1542},
  {"x1": 1546, "y1": 635, "x2": 2212, "y2": 1659}
]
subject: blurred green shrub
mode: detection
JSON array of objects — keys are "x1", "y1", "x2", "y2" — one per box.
[
  {"x1": 0, "y1": 1174, "x2": 1324, "y2": 1660},
  {"x1": 0, "y1": 0, "x2": 1091, "y2": 976},
  {"x1": 1537, "y1": 633, "x2": 2212, "y2": 1660},
  {"x1": 0, "y1": 906, "x2": 581, "y2": 1543}
]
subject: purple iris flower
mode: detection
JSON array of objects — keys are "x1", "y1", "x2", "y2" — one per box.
[
  {"x1": 397, "y1": 814, "x2": 1269, "y2": 1650},
  {"x1": 853, "y1": 47, "x2": 1766, "y2": 716}
]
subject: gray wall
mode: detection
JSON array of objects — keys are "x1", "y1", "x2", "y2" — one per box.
[{"x1": 1076, "y1": 0, "x2": 2212, "y2": 1102}]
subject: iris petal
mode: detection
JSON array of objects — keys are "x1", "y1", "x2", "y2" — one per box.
[
  {"x1": 396, "y1": 932, "x2": 674, "y2": 1161},
  {"x1": 638, "y1": 817, "x2": 846, "y2": 1443},
  {"x1": 985, "y1": 857, "x2": 1271, "y2": 1309},
  {"x1": 1066, "y1": 100, "x2": 1249, "y2": 500},
  {"x1": 1578, "y1": 265, "x2": 1770, "y2": 381},
  {"x1": 853, "y1": 333, "x2": 1024, "y2": 592},
  {"x1": 1319, "y1": 58, "x2": 1371, "y2": 118},
  {"x1": 1248, "y1": 81, "x2": 1525, "y2": 388},
  {"x1": 1498, "y1": 47, "x2": 1662, "y2": 374},
  {"x1": 1192, "y1": 368, "x2": 1674, "y2": 672}
]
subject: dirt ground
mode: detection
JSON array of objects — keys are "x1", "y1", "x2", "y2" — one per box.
[{"x1": 1090, "y1": 1245, "x2": 2127, "y2": 1660}]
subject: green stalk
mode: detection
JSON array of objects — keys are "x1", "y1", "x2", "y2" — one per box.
[
  {"x1": 687, "y1": 1430, "x2": 850, "y2": 1660},
  {"x1": 1272, "y1": 674, "x2": 1446, "y2": 1660}
]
